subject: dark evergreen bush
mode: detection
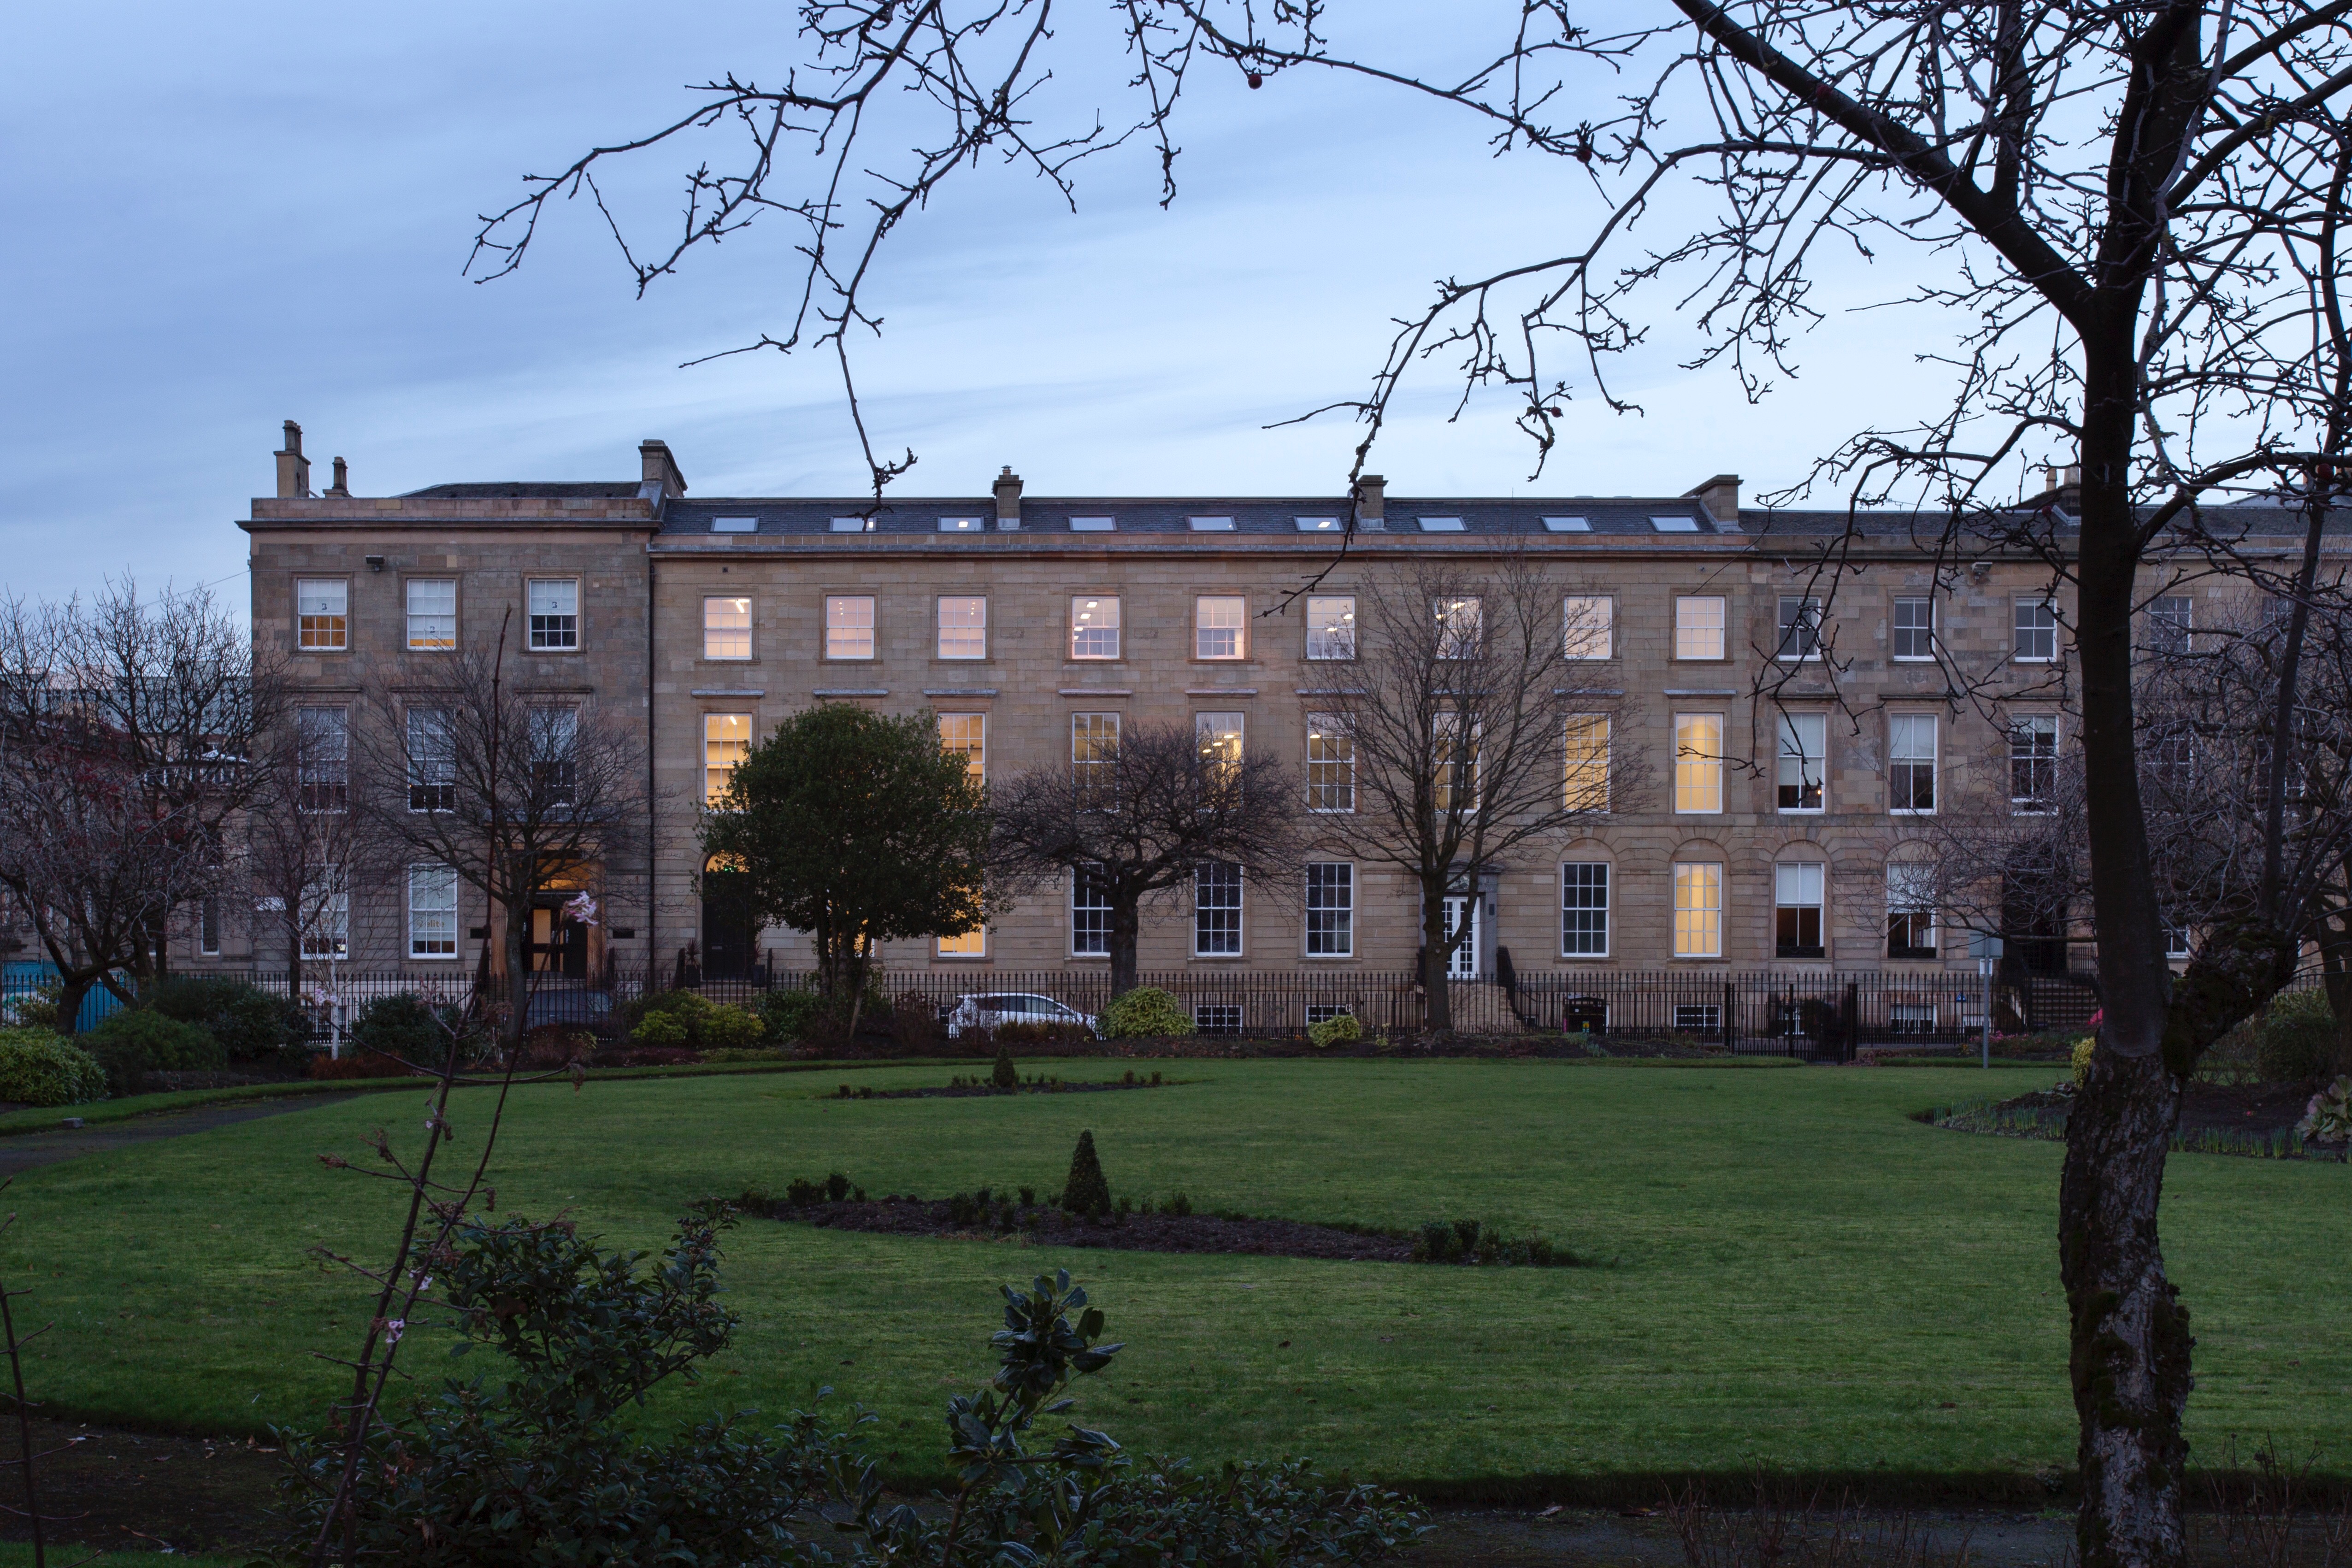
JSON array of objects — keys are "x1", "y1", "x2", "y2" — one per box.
[
  {"x1": 145, "y1": 976, "x2": 306, "y2": 1063},
  {"x1": 87, "y1": 1007, "x2": 224, "y2": 1071},
  {"x1": 348, "y1": 993, "x2": 457, "y2": 1065},
  {"x1": 992, "y1": 1048, "x2": 1019, "y2": 1089},
  {"x1": 1061, "y1": 1129, "x2": 1112, "y2": 1217}
]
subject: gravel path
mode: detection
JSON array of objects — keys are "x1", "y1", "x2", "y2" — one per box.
[{"x1": 0, "y1": 1093, "x2": 360, "y2": 1176}]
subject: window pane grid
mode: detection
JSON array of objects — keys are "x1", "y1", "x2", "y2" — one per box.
[
  {"x1": 1072, "y1": 713, "x2": 1120, "y2": 807},
  {"x1": 407, "y1": 708, "x2": 455, "y2": 813},
  {"x1": 1893, "y1": 596, "x2": 1934, "y2": 660},
  {"x1": 1434, "y1": 597, "x2": 1483, "y2": 659},
  {"x1": 1071, "y1": 866, "x2": 1111, "y2": 955},
  {"x1": 1887, "y1": 862, "x2": 1938, "y2": 958},
  {"x1": 704, "y1": 713, "x2": 751, "y2": 807},
  {"x1": 297, "y1": 706, "x2": 349, "y2": 813},
  {"x1": 406, "y1": 579, "x2": 456, "y2": 650},
  {"x1": 703, "y1": 596, "x2": 751, "y2": 660},
  {"x1": 1775, "y1": 596, "x2": 1822, "y2": 660},
  {"x1": 1194, "y1": 862, "x2": 1243, "y2": 955},
  {"x1": 1306, "y1": 596, "x2": 1356, "y2": 660},
  {"x1": 2015, "y1": 600, "x2": 2057, "y2": 661},
  {"x1": 297, "y1": 578, "x2": 348, "y2": 652},
  {"x1": 1564, "y1": 715, "x2": 1610, "y2": 812},
  {"x1": 1673, "y1": 862, "x2": 1722, "y2": 957},
  {"x1": 939, "y1": 713, "x2": 985, "y2": 783},
  {"x1": 825, "y1": 595, "x2": 875, "y2": 659},
  {"x1": 1305, "y1": 862, "x2": 1353, "y2": 956},
  {"x1": 937, "y1": 596, "x2": 987, "y2": 659},
  {"x1": 527, "y1": 579, "x2": 578, "y2": 650},
  {"x1": 1307, "y1": 715, "x2": 1355, "y2": 812},
  {"x1": 1563, "y1": 596, "x2": 1614, "y2": 660},
  {"x1": 1889, "y1": 714, "x2": 1937, "y2": 812},
  {"x1": 1561, "y1": 862, "x2": 1609, "y2": 956},
  {"x1": 1674, "y1": 713, "x2": 1723, "y2": 813},
  {"x1": 1777, "y1": 712, "x2": 1825, "y2": 812},
  {"x1": 408, "y1": 863, "x2": 460, "y2": 958},
  {"x1": 2010, "y1": 716, "x2": 2057, "y2": 809},
  {"x1": 1070, "y1": 596, "x2": 1120, "y2": 659},
  {"x1": 1675, "y1": 596, "x2": 1725, "y2": 660},
  {"x1": 1195, "y1": 596, "x2": 1245, "y2": 660},
  {"x1": 1775, "y1": 861, "x2": 1824, "y2": 957}
]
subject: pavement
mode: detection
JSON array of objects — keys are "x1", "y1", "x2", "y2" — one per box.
[{"x1": 0, "y1": 1093, "x2": 360, "y2": 1176}]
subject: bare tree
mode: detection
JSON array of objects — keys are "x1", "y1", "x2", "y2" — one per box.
[
  {"x1": 0, "y1": 581, "x2": 275, "y2": 1031},
  {"x1": 1313, "y1": 559, "x2": 1636, "y2": 1029},
  {"x1": 989, "y1": 719, "x2": 1301, "y2": 998},
  {"x1": 350, "y1": 622, "x2": 647, "y2": 1051},
  {"x1": 242, "y1": 703, "x2": 372, "y2": 991},
  {"x1": 480, "y1": 6, "x2": 2352, "y2": 1559}
]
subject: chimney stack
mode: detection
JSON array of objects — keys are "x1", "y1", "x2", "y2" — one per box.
[
  {"x1": 993, "y1": 466, "x2": 1023, "y2": 529},
  {"x1": 275, "y1": 420, "x2": 311, "y2": 499},
  {"x1": 1354, "y1": 473, "x2": 1385, "y2": 530},
  {"x1": 639, "y1": 439, "x2": 688, "y2": 499},
  {"x1": 325, "y1": 456, "x2": 350, "y2": 497},
  {"x1": 1686, "y1": 473, "x2": 1741, "y2": 524}
]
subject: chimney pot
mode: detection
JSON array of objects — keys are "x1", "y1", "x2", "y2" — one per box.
[
  {"x1": 639, "y1": 439, "x2": 688, "y2": 499},
  {"x1": 274, "y1": 420, "x2": 312, "y2": 499},
  {"x1": 993, "y1": 466, "x2": 1024, "y2": 528},
  {"x1": 325, "y1": 456, "x2": 350, "y2": 497},
  {"x1": 1354, "y1": 473, "x2": 1385, "y2": 529}
]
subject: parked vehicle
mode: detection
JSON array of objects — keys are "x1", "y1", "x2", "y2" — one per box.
[
  {"x1": 944, "y1": 992, "x2": 1099, "y2": 1039},
  {"x1": 525, "y1": 989, "x2": 615, "y2": 1032}
]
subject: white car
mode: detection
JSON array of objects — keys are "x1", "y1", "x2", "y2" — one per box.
[{"x1": 944, "y1": 992, "x2": 1100, "y2": 1038}]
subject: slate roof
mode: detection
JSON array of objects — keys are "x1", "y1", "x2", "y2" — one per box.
[
  {"x1": 402, "y1": 481, "x2": 647, "y2": 500},
  {"x1": 653, "y1": 496, "x2": 1731, "y2": 538}
]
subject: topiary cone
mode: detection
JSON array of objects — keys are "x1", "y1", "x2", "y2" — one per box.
[
  {"x1": 1062, "y1": 1129, "x2": 1112, "y2": 1217},
  {"x1": 992, "y1": 1047, "x2": 1018, "y2": 1090}
]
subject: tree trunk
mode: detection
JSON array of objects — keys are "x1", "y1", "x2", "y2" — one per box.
[
  {"x1": 52, "y1": 973, "x2": 92, "y2": 1037},
  {"x1": 1108, "y1": 895, "x2": 1141, "y2": 999},
  {"x1": 503, "y1": 905, "x2": 530, "y2": 1055},
  {"x1": 1421, "y1": 883, "x2": 1452, "y2": 1032}
]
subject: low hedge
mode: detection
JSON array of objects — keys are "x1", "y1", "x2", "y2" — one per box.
[{"x1": 0, "y1": 1030, "x2": 108, "y2": 1107}]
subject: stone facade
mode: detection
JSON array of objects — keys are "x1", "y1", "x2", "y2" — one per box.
[{"x1": 230, "y1": 430, "x2": 2325, "y2": 984}]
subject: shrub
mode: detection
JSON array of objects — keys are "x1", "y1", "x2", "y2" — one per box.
[
  {"x1": 703, "y1": 1046, "x2": 787, "y2": 1063},
  {"x1": 0, "y1": 982, "x2": 62, "y2": 1032},
  {"x1": 2255, "y1": 988, "x2": 2340, "y2": 1084},
  {"x1": 87, "y1": 1007, "x2": 224, "y2": 1071},
  {"x1": 756, "y1": 986, "x2": 827, "y2": 1044},
  {"x1": 626, "y1": 990, "x2": 765, "y2": 1052},
  {"x1": 88, "y1": 1037, "x2": 146, "y2": 1098},
  {"x1": 992, "y1": 1020, "x2": 1093, "y2": 1047},
  {"x1": 1101, "y1": 986, "x2": 1190, "y2": 1039},
  {"x1": 699, "y1": 1005, "x2": 765, "y2": 1052},
  {"x1": 992, "y1": 1048, "x2": 1018, "y2": 1089},
  {"x1": 2299, "y1": 1076, "x2": 2352, "y2": 1143},
  {"x1": 1061, "y1": 1129, "x2": 1112, "y2": 1217},
  {"x1": 145, "y1": 976, "x2": 306, "y2": 1063},
  {"x1": 0, "y1": 1030, "x2": 107, "y2": 1106},
  {"x1": 349, "y1": 993, "x2": 455, "y2": 1066},
  {"x1": 2071, "y1": 1037, "x2": 2096, "y2": 1088},
  {"x1": 1308, "y1": 1011, "x2": 1362, "y2": 1050}
]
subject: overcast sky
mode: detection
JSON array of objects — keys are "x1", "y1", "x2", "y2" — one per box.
[{"x1": 0, "y1": 2, "x2": 1984, "y2": 605}]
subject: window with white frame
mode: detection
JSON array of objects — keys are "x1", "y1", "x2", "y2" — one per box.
[
  {"x1": 300, "y1": 864, "x2": 348, "y2": 960},
  {"x1": 1564, "y1": 715, "x2": 1610, "y2": 812},
  {"x1": 406, "y1": 578, "x2": 456, "y2": 651},
  {"x1": 937, "y1": 916, "x2": 986, "y2": 958},
  {"x1": 1071, "y1": 596, "x2": 1120, "y2": 659},
  {"x1": 1434, "y1": 714, "x2": 1480, "y2": 812},
  {"x1": 529, "y1": 706, "x2": 577, "y2": 804},
  {"x1": 2164, "y1": 921, "x2": 2193, "y2": 959},
  {"x1": 1070, "y1": 865, "x2": 1111, "y2": 955},
  {"x1": 2148, "y1": 595, "x2": 2193, "y2": 654},
  {"x1": 1675, "y1": 596, "x2": 1726, "y2": 659},
  {"x1": 1774, "y1": 861, "x2": 1825, "y2": 958},
  {"x1": 1561, "y1": 862, "x2": 1609, "y2": 956},
  {"x1": 199, "y1": 897, "x2": 221, "y2": 956},
  {"x1": 1889, "y1": 714, "x2": 1938, "y2": 812},
  {"x1": 1775, "y1": 596, "x2": 1824, "y2": 660},
  {"x1": 939, "y1": 713, "x2": 985, "y2": 783},
  {"x1": 1306, "y1": 1002, "x2": 1355, "y2": 1026},
  {"x1": 2014, "y1": 599, "x2": 2058, "y2": 661},
  {"x1": 937, "y1": 596, "x2": 987, "y2": 659},
  {"x1": 297, "y1": 705, "x2": 348, "y2": 813},
  {"x1": 1307, "y1": 595, "x2": 1356, "y2": 659},
  {"x1": 2010, "y1": 715, "x2": 2057, "y2": 810},
  {"x1": 1777, "y1": 712, "x2": 1826, "y2": 812},
  {"x1": 408, "y1": 863, "x2": 460, "y2": 958},
  {"x1": 1305, "y1": 862, "x2": 1354, "y2": 956},
  {"x1": 1194, "y1": 861, "x2": 1243, "y2": 955},
  {"x1": 1072, "y1": 713, "x2": 1120, "y2": 807},
  {"x1": 1563, "y1": 595, "x2": 1614, "y2": 660},
  {"x1": 406, "y1": 707, "x2": 455, "y2": 813},
  {"x1": 1196, "y1": 712, "x2": 1243, "y2": 790},
  {"x1": 1307, "y1": 715, "x2": 1355, "y2": 812},
  {"x1": 1196, "y1": 1003, "x2": 1244, "y2": 1035},
  {"x1": 1195, "y1": 596, "x2": 1245, "y2": 660},
  {"x1": 297, "y1": 578, "x2": 348, "y2": 652},
  {"x1": 1434, "y1": 596, "x2": 1483, "y2": 659},
  {"x1": 703, "y1": 596, "x2": 751, "y2": 660},
  {"x1": 1674, "y1": 1002, "x2": 1722, "y2": 1034},
  {"x1": 1886, "y1": 862, "x2": 1938, "y2": 958},
  {"x1": 1674, "y1": 713, "x2": 1724, "y2": 813},
  {"x1": 527, "y1": 579, "x2": 578, "y2": 650},
  {"x1": 1892, "y1": 596, "x2": 1934, "y2": 660},
  {"x1": 825, "y1": 595, "x2": 875, "y2": 659},
  {"x1": 703, "y1": 713, "x2": 750, "y2": 807},
  {"x1": 1673, "y1": 862, "x2": 1723, "y2": 958}
]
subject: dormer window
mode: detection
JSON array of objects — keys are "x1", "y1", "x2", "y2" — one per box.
[
  {"x1": 711, "y1": 516, "x2": 757, "y2": 533},
  {"x1": 1651, "y1": 515, "x2": 1700, "y2": 532},
  {"x1": 1070, "y1": 516, "x2": 1115, "y2": 532}
]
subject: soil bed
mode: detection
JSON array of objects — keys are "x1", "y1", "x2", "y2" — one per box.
[
  {"x1": 1938, "y1": 1079, "x2": 2348, "y2": 1159},
  {"x1": 756, "y1": 1194, "x2": 1418, "y2": 1262},
  {"x1": 829, "y1": 1074, "x2": 1172, "y2": 1101}
]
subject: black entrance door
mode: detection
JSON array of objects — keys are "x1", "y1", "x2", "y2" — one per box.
[
  {"x1": 701, "y1": 869, "x2": 757, "y2": 981},
  {"x1": 528, "y1": 902, "x2": 589, "y2": 978},
  {"x1": 2000, "y1": 862, "x2": 2070, "y2": 977}
]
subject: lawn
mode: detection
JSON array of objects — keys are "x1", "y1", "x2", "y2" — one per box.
[{"x1": 8, "y1": 1059, "x2": 2346, "y2": 1496}]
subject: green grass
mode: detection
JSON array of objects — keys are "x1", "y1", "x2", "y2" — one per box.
[
  {"x1": 0, "y1": 1547, "x2": 248, "y2": 1568},
  {"x1": 5, "y1": 1060, "x2": 2345, "y2": 1495}
]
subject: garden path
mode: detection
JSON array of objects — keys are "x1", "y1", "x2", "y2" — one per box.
[{"x1": 0, "y1": 1094, "x2": 357, "y2": 1176}]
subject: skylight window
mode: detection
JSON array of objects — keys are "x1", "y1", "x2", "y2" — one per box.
[
  {"x1": 1189, "y1": 516, "x2": 1235, "y2": 531},
  {"x1": 1417, "y1": 516, "x2": 1466, "y2": 532},
  {"x1": 829, "y1": 516, "x2": 872, "y2": 533},
  {"x1": 1651, "y1": 515, "x2": 1701, "y2": 533},
  {"x1": 938, "y1": 516, "x2": 983, "y2": 532},
  {"x1": 1543, "y1": 516, "x2": 1591, "y2": 532},
  {"x1": 1070, "y1": 516, "x2": 1116, "y2": 532},
  {"x1": 1295, "y1": 516, "x2": 1341, "y2": 532},
  {"x1": 711, "y1": 516, "x2": 757, "y2": 533}
]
